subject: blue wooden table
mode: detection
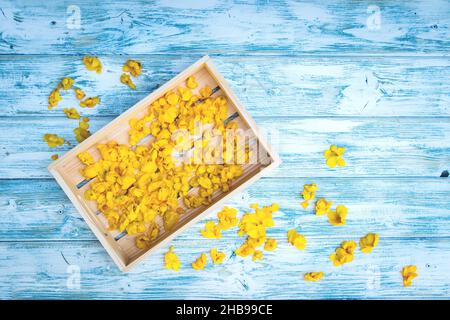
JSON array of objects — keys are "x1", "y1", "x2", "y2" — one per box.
[{"x1": 0, "y1": 0, "x2": 449, "y2": 299}]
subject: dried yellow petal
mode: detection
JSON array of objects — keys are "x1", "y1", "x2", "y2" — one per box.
[
  {"x1": 210, "y1": 248, "x2": 226, "y2": 264},
  {"x1": 43, "y1": 134, "x2": 65, "y2": 147},
  {"x1": 120, "y1": 73, "x2": 136, "y2": 90},
  {"x1": 83, "y1": 56, "x2": 102, "y2": 73},
  {"x1": 192, "y1": 253, "x2": 207, "y2": 270},
  {"x1": 304, "y1": 272, "x2": 324, "y2": 282},
  {"x1": 80, "y1": 96, "x2": 100, "y2": 108},
  {"x1": 63, "y1": 108, "x2": 80, "y2": 119},
  {"x1": 123, "y1": 59, "x2": 142, "y2": 77},
  {"x1": 401, "y1": 265, "x2": 418, "y2": 287},
  {"x1": 164, "y1": 246, "x2": 180, "y2": 272},
  {"x1": 359, "y1": 233, "x2": 379, "y2": 253}
]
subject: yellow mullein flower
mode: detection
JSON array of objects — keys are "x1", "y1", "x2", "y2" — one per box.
[
  {"x1": 48, "y1": 88, "x2": 62, "y2": 109},
  {"x1": 120, "y1": 73, "x2": 136, "y2": 90},
  {"x1": 74, "y1": 88, "x2": 85, "y2": 100},
  {"x1": 210, "y1": 248, "x2": 226, "y2": 264},
  {"x1": 302, "y1": 183, "x2": 317, "y2": 201},
  {"x1": 327, "y1": 204, "x2": 348, "y2": 226},
  {"x1": 235, "y1": 241, "x2": 255, "y2": 257},
  {"x1": 324, "y1": 145, "x2": 346, "y2": 168},
  {"x1": 123, "y1": 59, "x2": 142, "y2": 77},
  {"x1": 51, "y1": 154, "x2": 59, "y2": 161},
  {"x1": 301, "y1": 201, "x2": 309, "y2": 209},
  {"x1": 135, "y1": 235, "x2": 150, "y2": 249},
  {"x1": 43, "y1": 133, "x2": 65, "y2": 147},
  {"x1": 199, "y1": 85, "x2": 212, "y2": 98},
  {"x1": 60, "y1": 77, "x2": 74, "y2": 90},
  {"x1": 217, "y1": 206, "x2": 238, "y2": 230},
  {"x1": 83, "y1": 56, "x2": 102, "y2": 73},
  {"x1": 164, "y1": 246, "x2": 181, "y2": 272},
  {"x1": 315, "y1": 198, "x2": 332, "y2": 216},
  {"x1": 166, "y1": 92, "x2": 180, "y2": 106},
  {"x1": 401, "y1": 265, "x2": 418, "y2": 287},
  {"x1": 330, "y1": 240, "x2": 357, "y2": 267},
  {"x1": 74, "y1": 117, "x2": 91, "y2": 143},
  {"x1": 63, "y1": 108, "x2": 80, "y2": 119},
  {"x1": 304, "y1": 272, "x2": 324, "y2": 282},
  {"x1": 186, "y1": 76, "x2": 198, "y2": 89},
  {"x1": 252, "y1": 250, "x2": 263, "y2": 262},
  {"x1": 287, "y1": 229, "x2": 307, "y2": 250},
  {"x1": 359, "y1": 233, "x2": 379, "y2": 253},
  {"x1": 80, "y1": 96, "x2": 100, "y2": 108},
  {"x1": 201, "y1": 221, "x2": 221, "y2": 239},
  {"x1": 77, "y1": 150, "x2": 94, "y2": 165},
  {"x1": 192, "y1": 253, "x2": 207, "y2": 270},
  {"x1": 264, "y1": 238, "x2": 277, "y2": 251}
]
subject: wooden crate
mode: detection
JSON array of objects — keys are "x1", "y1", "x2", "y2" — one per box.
[{"x1": 48, "y1": 56, "x2": 281, "y2": 271}]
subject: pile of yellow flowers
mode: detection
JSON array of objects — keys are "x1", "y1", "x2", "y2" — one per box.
[
  {"x1": 235, "y1": 203, "x2": 279, "y2": 262},
  {"x1": 78, "y1": 76, "x2": 252, "y2": 250}
]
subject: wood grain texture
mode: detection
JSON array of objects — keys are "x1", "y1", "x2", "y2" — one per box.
[
  {"x1": 0, "y1": 0, "x2": 449, "y2": 55},
  {"x1": 1, "y1": 55, "x2": 450, "y2": 117},
  {"x1": 0, "y1": 238, "x2": 449, "y2": 299},
  {"x1": 0, "y1": 0, "x2": 449, "y2": 299},
  {"x1": 1, "y1": 116, "x2": 449, "y2": 178},
  {"x1": 1, "y1": 177, "x2": 449, "y2": 241}
]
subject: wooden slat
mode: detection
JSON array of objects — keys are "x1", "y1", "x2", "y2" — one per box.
[
  {"x1": 0, "y1": 237, "x2": 448, "y2": 299},
  {"x1": 0, "y1": 0, "x2": 449, "y2": 55},
  {"x1": 1, "y1": 116, "x2": 448, "y2": 179},
  {"x1": 1, "y1": 55, "x2": 450, "y2": 117},
  {"x1": 1, "y1": 177, "x2": 449, "y2": 241}
]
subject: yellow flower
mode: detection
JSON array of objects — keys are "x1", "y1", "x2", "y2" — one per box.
[
  {"x1": 63, "y1": 108, "x2": 80, "y2": 119},
  {"x1": 235, "y1": 242, "x2": 255, "y2": 257},
  {"x1": 59, "y1": 77, "x2": 74, "y2": 90},
  {"x1": 302, "y1": 183, "x2": 317, "y2": 201},
  {"x1": 330, "y1": 240, "x2": 357, "y2": 267},
  {"x1": 77, "y1": 150, "x2": 95, "y2": 165},
  {"x1": 164, "y1": 246, "x2": 181, "y2": 272},
  {"x1": 327, "y1": 204, "x2": 347, "y2": 226},
  {"x1": 217, "y1": 206, "x2": 238, "y2": 230},
  {"x1": 83, "y1": 56, "x2": 102, "y2": 73},
  {"x1": 80, "y1": 96, "x2": 100, "y2": 108},
  {"x1": 287, "y1": 229, "x2": 307, "y2": 250},
  {"x1": 401, "y1": 265, "x2": 418, "y2": 287},
  {"x1": 74, "y1": 88, "x2": 85, "y2": 100},
  {"x1": 48, "y1": 88, "x2": 62, "y2": 109},
  {"x1": 120, "y1": 73, "x2": 136, "y2": 90},
  {"x1": 186, "y1": 76, "x2": 198, "y2": 89},
  {"x1": 199, "y1": 85, "x2": 212, "y2": 98},
  {"x1": 252, "y1": 250, "x2": 263, "y2": 262},
  {"x1": 359, "y1": 233, "x2": 379, "y2": 253},
  {"x1": 192, "y1": 253, "x2": 207, "y2": 270},
  {"x1": 264, "y1": 238, "x2": 277, "y2": 251},
  {"x1": 51, "y1": 154, "x2": 59, "y2": 161},
  {"x1": 201, "y1": 221, "x2": 221, "y2": 239},
  {"x1": 123, "y1": 59, "x2": 142, "y2": 77},
  {"x1": 324, "y1": 145, "x2": 346, "y2": 168},
  {"x1": 304, "y1": 272, "x2": 324, "y2": 282},
  {"x1": 74, "y1": 117, "x2": 91, "y2": 143},
  {"x1": 210, "y1": 248, "x2": 226, "y2": 264},
  {"x1": 315, "y1": 198, "x2": 332, "y2": 216},
  {"x1": 300, "y1": 201, "x2": 309, "y2": 209},
  {"x1": 43, "y1": 133, "x2": 65, "y2": 147}
]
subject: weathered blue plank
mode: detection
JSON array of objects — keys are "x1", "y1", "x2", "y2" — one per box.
[
  {"x1": 0, "y1": 238, "x2": 449, "y2": 299},
  {"x1": 0, "y1": 0, "x2": 449, "y2": 55},
  {"x1": 1, "y1": 177, "x2": 449, "y2": 241},
  {"x1": 1, "y1": 55, "x2": 450, "y2": 117},
  {"x1": 0, "y1": 116, "x2": 449, "y2": 178}
]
